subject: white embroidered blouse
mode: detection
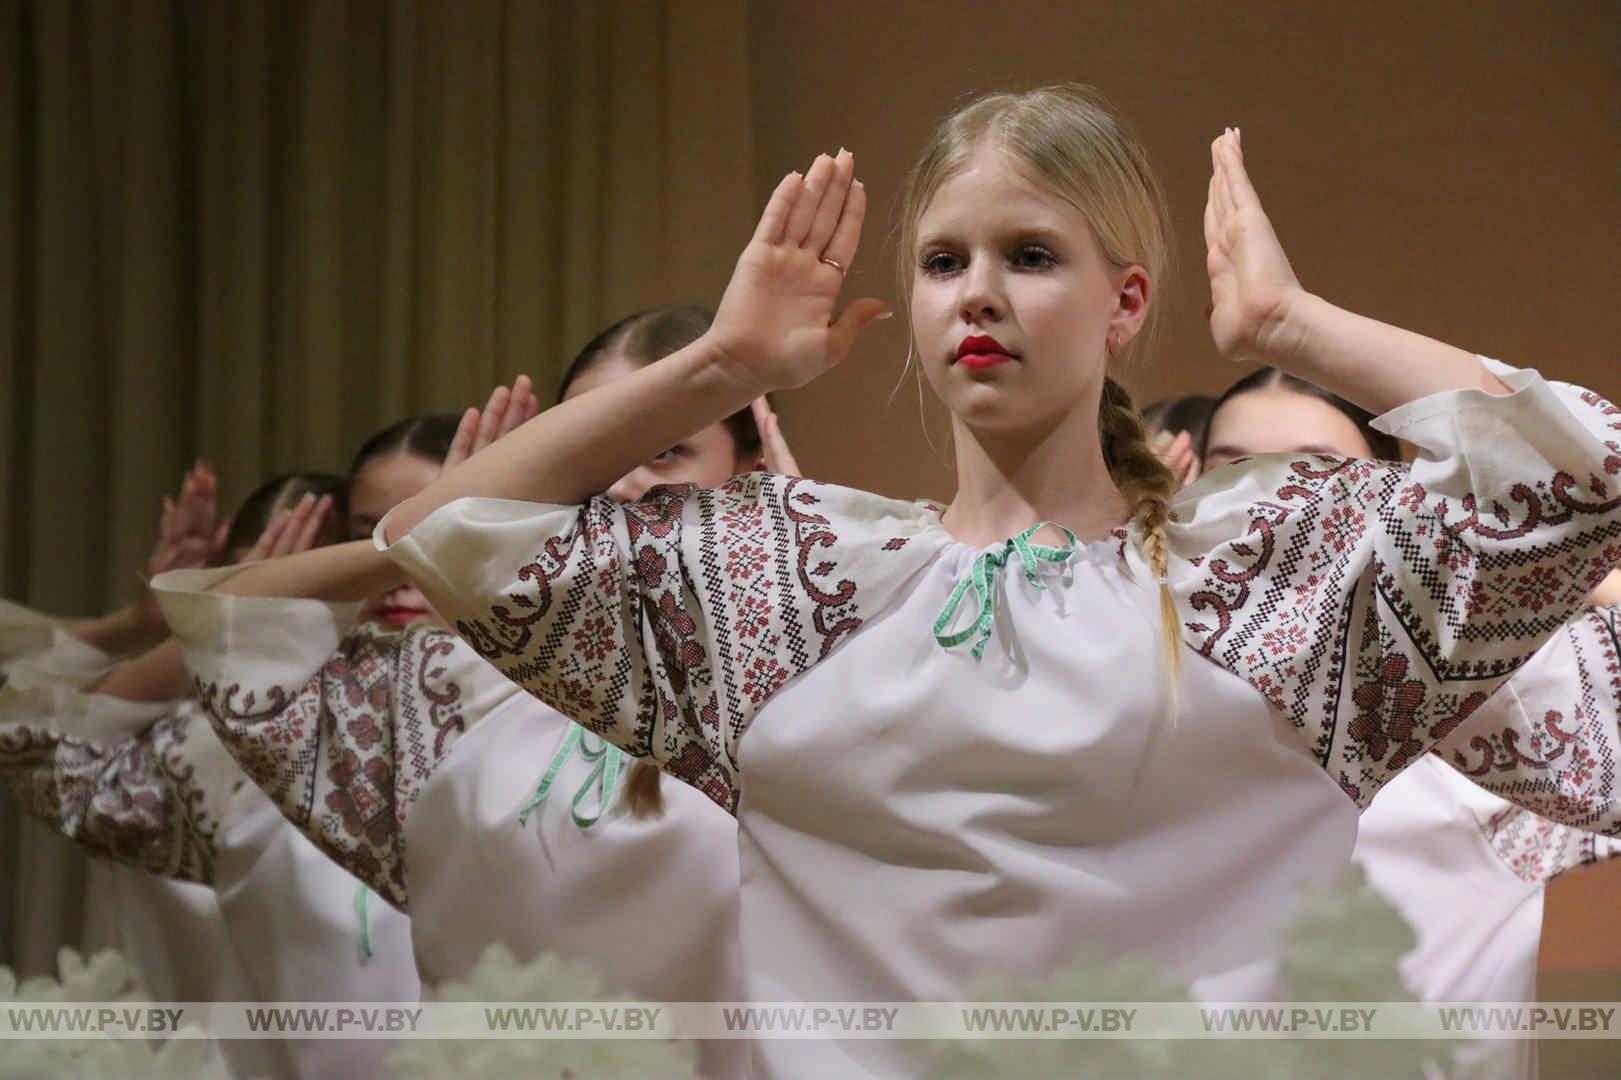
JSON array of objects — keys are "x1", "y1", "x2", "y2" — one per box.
[
  {"x1": 379, "y1": 364, "x2": 1621, "y2": 1079},
  {"x1": 0, "y1": 611, "x2": 422, "y2": 1080}
]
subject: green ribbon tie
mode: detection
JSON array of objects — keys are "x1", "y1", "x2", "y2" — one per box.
[
  {"x1": 355, "y1": 884, "x2": 373, "y2": 962},
  {"x1": 932, "y1": 522, "x2": 1078, "y2": 660},
  {"x1": 518, "y1": 725, "x2": 626, "y2": 829}
]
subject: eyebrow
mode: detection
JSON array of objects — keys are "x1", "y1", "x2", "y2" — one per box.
[
  {"x1": 1206, "y1": 444, "x2": 1344, "y2": 459},
  {"x1": 915, "y1": 223, "x2": 1069, "y2": 251}
]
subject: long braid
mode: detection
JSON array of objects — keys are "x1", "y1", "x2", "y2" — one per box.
[{"x1": 1099, "y1": 378, "x2": 1182, "y2": 696}]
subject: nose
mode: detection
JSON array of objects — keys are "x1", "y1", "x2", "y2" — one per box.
[
  {"x1": 957, "y1": 257, "x2": 1005, "y2": 325},
  {"x1": 606, "y1": 468, "x2": 651, "y2": 503}
]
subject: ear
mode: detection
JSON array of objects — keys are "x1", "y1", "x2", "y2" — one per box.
[{"x1": 1108, "y1": 265, "x2": 1152, "y2": 350}]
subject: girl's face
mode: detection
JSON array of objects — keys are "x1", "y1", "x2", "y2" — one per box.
[
  {"x1": 350, "y1": 451, "x2": 446, "y2": 628},
  {"x1": 909, "y1": 145, "x2": 1149, "y2": 434},
  {"x1": 1203, "y1": 387, "x2": 1375, "y2": 469},
  {"x1": 563, "y1": 353, "x2": 755, "y2": 501}
]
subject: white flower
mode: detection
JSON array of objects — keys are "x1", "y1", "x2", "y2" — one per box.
[
  {"x1": 390, "y1": 944, "x2": 699, "y2": 1079},
  {"x1": 0, "y1": 948, "x2": 231, "y2": 1080},
  {"x1": 930, "y1": 866, "x2": 1456, "y2": 1080}
]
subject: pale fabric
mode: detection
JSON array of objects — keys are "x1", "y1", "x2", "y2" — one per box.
[
  {"x1": 0, "y1": 606, "x2": 277, "y2": 1079},
  {"x1": 1358, "y1": 599, "x2": 1621, "y2": 1080},
  {"x1": 1358, "y1": 758, "x2": 1545, "y2": 1080},
  {"x1": 383, "y1": 363, "x2": 1621, "y2": 1079},
  {"x1": 154, "y1": 572, "x2": 749, "y2": 1078},
  {"x1": 0, "y1": 611, "x2": 419, "y2": 1080},
  {"x1": 0, "y1": 0, "x2": 758, "y2": 973},
  {"x1": 405, "y1": 693, "x2": 748, "y2": 1079}
]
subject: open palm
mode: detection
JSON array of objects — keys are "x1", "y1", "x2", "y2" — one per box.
[
  {"x1": 1205, "y1": 129, "x2": 1303, "y2": 361},
  {"x1": 710, "y1": 149, "x2": 888, "y2": 391}
]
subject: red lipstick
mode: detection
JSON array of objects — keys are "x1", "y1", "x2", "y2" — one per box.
[
  {"x1": 373, "y1": 605, "x2": 428, "y2": 626},
  {"x1": 955, "y1": 334, "x2": 1013, "y2": 370}
]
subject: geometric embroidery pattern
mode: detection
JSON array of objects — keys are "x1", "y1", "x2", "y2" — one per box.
[
  {"x1": 193, "y1": 623, "x2": 469, "y2": 906},
  {"x1": 446, "y1": 473, "x2": 937, "y2": 813},
  {"x1": 1176, "y1": 377, "x2": 1621, "y2": 815}
]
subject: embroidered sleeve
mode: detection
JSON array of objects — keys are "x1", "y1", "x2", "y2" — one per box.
[
  {"x1": 153, "y1": 572, "x2": 514, "y2": 908},
  {"x1": 1477, "y1": 799, "x2": 1621, "y2": 885},
  {"x1": 1169, "y1": 364, "x2": 1621, "y2": 815},
  {"x1": 381, "y1": 473, "x2": 942, "y2": 813},
  {"x1": 1437, "y1": 605, "x2": 1621, "y2": 834},
  {"x1": 0, "y1": 684, "x2": 238, "y2": 884}
]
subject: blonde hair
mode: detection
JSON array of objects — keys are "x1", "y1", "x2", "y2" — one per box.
[{"x1": 896, "y1": 84, "x2": 1182, "y2": 685}]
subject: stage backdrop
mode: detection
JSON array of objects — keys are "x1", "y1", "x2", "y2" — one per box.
[{"x1": 2, "y1": 9, "x2": 1616, "y2": 1064}]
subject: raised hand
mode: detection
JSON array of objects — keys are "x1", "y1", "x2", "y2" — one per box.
[
  {"x1": 1150, "y1": 429, "x2": 1201, "y2": 490},
  {"x1": 1204, "y1": 129, "x2": 1306, "y2": 362},
  {"x1": 146, "y1": 461, "x2": 223, "y2": 579},
  {"x1": 751, "y1": 396, "x2": 802, "y2": 477},
  {"x1": 443, "y1": 375, "x2": 540, "y2": 471},
  {"x1": 244, "y1": 493, "x2": 334, "y2": 563},
  {"x1": 709, "y1": 149, "x2": 890, "y2": 393}
]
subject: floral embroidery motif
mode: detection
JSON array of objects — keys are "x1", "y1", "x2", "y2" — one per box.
[
  {"x1": 1182, "y1": 386, "x2": 1621, "y2": 814},
  {"x1": 451, "y1": 475, "x2": 928, "y2": 813},
  {"x1": 0, "y1": 703, "x2": 233, "y2": 884},
  {"x1": 1442, "y1": 606, "x2": 1620, "y2": 832},
  {"x1": 193, "y1": 623, "x2": 469, "y2": 906},
  {"x1": 1482, "y1": 798, "x2": 1621, "y2": 884}
]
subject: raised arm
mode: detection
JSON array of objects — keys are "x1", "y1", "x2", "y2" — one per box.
[
  {"x1": 69, "y1": 461, "x2": 226, "y2": 657},
  {"x1": 385, "y1": 149, "x2": 887, "y2": 542},
  {"x1": 1177, "y1": 131, "x2": 1621, "y2": 823},
  {"x1": 1205, "y1": 129, "x2": 1508, "y2": 410}
]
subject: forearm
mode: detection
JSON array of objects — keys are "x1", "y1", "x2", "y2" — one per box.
[
  {"x1": 199, "y1": 541, "x2": 405, "y2": 602},
  {"x1": 67, "y1": 603, "x2": 165, "y2": 657},
  {"x1": 88, "y1": 640, "x2": 191, "y2": 703},
  {"x1": 1269, "y1": 292, "x2": 1510, "y2": 414},
  {"x1": 387, "y1": 339, "x2": 758, "y2": 541}
]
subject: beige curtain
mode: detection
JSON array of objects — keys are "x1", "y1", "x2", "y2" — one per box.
[{"x1": 0, "y1": 0, "x2": 756, "y2": 974}]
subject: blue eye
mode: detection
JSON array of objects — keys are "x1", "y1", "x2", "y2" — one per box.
[
  {"x1": 919, "y1": 251, "x2": 962, "y2": 276},
  {"x1": 1011, "y1": 245, "x2": 1057, "y2": 270}
]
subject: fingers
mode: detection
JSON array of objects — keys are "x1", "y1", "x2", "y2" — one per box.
[
  {"x1": 825, "y1": 297, "x2": 892, "y2": 361},
  {"x1": 246, "y1": 510, "x2": 291, "y2": 562},
  {"x1": 803, "y1": 149, "x2": 854, "y2": 254},
  {"x1": 174, "y1": 461, "x2": 219, "y2": 538},
  {"x1": 1219, "y1": 128, "x2": 1262, "y2": 214},
  {"x1": 756, "y1": 400, "x2": 802, "y2": 478},
  {"x1": 475, "y1": 387, "x2": 509, "y2": 449},
  {"x1": 821, "y1": 178, "x2": 866, "y2": 275},
  {"x1": 496, "y1": 374, "x2": 534, "y2": 439},
  {"x1": 753, "y1": 170, "x2": 803, "y2": 245},
  {"x1": 287, "y1": 495, "x2": 332, "y2": 554},
  {"x1": 444, "y1": 407, "x2": 481, "y2": 469},
  {"x1": 1210, "y1": 133, "x2": 1235, "y2": 221},
  {"x1": 158, "y1": 496, "x2": 178, "y2": 545},
  {"x1": 784, "y1": 153, "x2": 838, "y2": 247},
  {"x1": 259, "y1": 494, "x2": 330, "y2": 559},
  {"x1": 209, "y1": 517, "x2": 232, "y2": 560}
]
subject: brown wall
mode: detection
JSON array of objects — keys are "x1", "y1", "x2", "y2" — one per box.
[
  {"x1": 746, "y1": 0, "x2": 1621, "y2": 500},
  {"x1": 744, "y1": 6, "x2": 1621, "y2": 1068}
]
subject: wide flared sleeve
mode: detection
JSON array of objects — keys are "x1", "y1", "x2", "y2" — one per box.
[
  {"x1": 154, "y1": 568, "x2": 519, "y2": 906},
  {"x1": 380, "y1": 473, "x2": 945, "y2": 813},
  {"x1": 1162, "y1": 362, "x2": 1621, "y2": 817},
  {"x1": 1436, "y1": 603, "x2": 1621, "y2": 834},
  {"x1": 0, "y1": 682, "x2": 241, "y2": 885}
]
